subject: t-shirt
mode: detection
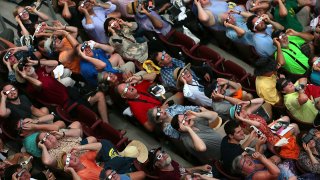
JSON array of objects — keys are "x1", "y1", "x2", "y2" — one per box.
[
  {"x1": 284, "y1": 91, "x2": 318, "y2": 123},
  {"x1": 256, "y1": 74, "x2": 281, "y2": 105},
  {"x1": 273, "y1": 0, "x2": 302, "y2": 32},
  {"x1": 6, "y1": 95, "x2": 32, "y2": 121},
  {"x1": 220, "y1": 136, "x2": 244, "y2": 170},
  {"x1": 26, "y1": 67, "x2": 69, "y2": 106},
  {"x1": 58, "y1": 37, "x2": 81, "y2": 74},
  {"x1": 156, "y1": 160, "x2": 182, "y2": 180},
  {"x1": 275, "y1": 36, "x2": 309, "y2": 74},
  {"x1": 80, "y1": 49, "x2": 120, "y2": 87},
  {"x1": 77, "y1": 151, "x2": 103, "y2": 180},
  {"x1": 17, "y1": 14, "x2": 39, "y2": 37},
  {"x1": 181, "y1": 119, "x2": 222, "y2": 161},
  {"x1": 127, "y1": 81, "x2": 162, "y2": 124},
  {"x1": 253, "y1": 25, "x2": 276, "y2": 58}
]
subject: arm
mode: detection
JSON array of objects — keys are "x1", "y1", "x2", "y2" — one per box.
[
  {"x1": 75, "y1": 142, "x2": 102, "y2": 151},
  {"x1": 33, "y1": 114, "x2": 55, "y2": 124},
  {"x1": 0, "y1": 93, "x2": 10, "y2": 118},
  {"x1": 245, "y1": 98, "x2": 264, "y2": 114},
  {"x1": 31, "y1": 7, "x2": 49, "y2": 21},
  {"x1": 61, "y1": 2, "x2": 72, "y2": 19},
  {"x1": 65, "y1": 167, "x2": 81, "y2": 180},
  {"x1": 297, "y1": 89, "x2": 309, "y2": 105},
  {"x1": 0, "y1": 37, "x2": 16, "y2": 48},
  {"x1": 194, "y1": 110, "x2": 218, "y2": 122},
  {"x1": 253, "y1": 153, "x2": 280, "y2": 179},
  {"x1": 15, "y1": 16, "x2": 30, "y2": 36},
  {"x1": 262, "y1": 14, "x2": 284, "y2": 30},
  {"x1": 78, "y1": 46, "x2": 106, "y2": 70},
  {"x1": 144, "y1": 10, "x2": 163, "y2": 29},
  {"x1": 141, "y1": 72, "x2": 157, "y2": 82},
  {"x1": 225, "y1": 23, "x2": 246, "y2": 37},
  {"x1": 241, "y1": 131, "x2": 256, "y2": 149},
  {"x1": 30, "y1": 106, "x2": 47, "y2": 117},
  {"x1": 286, "y1": 29, "x2": 314, "y2": 42},
  {"x1": 94, "y1": 42, "x2": 114, "y2": 54},
  {"x1": 274, "y1": 38, "x2": 286, "y2": 66},
  {"x1": 195, "y1": 0, "x2": 214, "y2": 26},
  {"x1": 185, "y1": 126, "x2": 207, "y2": 152},
  {"x1": 39, "y1": 144, "x2": 57, "y2": 166},
  {"x1": 277, "y1": 0, "x2": 288, "y2": 17}
]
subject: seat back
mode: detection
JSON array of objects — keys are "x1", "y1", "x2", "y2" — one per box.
[
  {"x1": 214, "y1": 160, "x2": 241, "y2": 180},
  {"x1": 191, "y1": 45, "x2": 224, "y2": 68},
  {"x1": 167, "y1": 30, "x2": 196, "y2": 50},
  {"x1": 241, "y1": 75, "x2": 257, "y2": 96},
  {"x1": 223, "y1": 60, "x2": 249, "y2": 82},
  {"x1": 133, "y1": 160, "x2": 159, "y2": 179},
  {"x1": 158, "y1": 35, "x2": 185, "y2": 59}
]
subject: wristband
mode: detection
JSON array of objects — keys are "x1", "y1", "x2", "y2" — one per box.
[{"x1": 249, "y1": 100, "x2": 252, "y2": 105}]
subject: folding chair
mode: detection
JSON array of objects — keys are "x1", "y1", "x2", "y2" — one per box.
[
  {"x1": 223, "y1": 60, "x2": 250, "y2": 82},
  {"x1": 165, "y1": 29, "x2": 197, "y2": 50},
  {"x1": 214, "y1": 160, "x2": 241, "y2": 180},
  {"x1": 190, "y1": 45, "x2": 224, "y2": 68}
]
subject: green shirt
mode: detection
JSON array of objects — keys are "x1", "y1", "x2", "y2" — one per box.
[
  {"x1": 274, "y1": 0, "x2": 303, "y2": 32},
  {"x1": 275, "y1": 36, "x2": 309, "y2": 74},
  {"x1": 284, "y1": 81, "x2": 318, "y2": 123}
]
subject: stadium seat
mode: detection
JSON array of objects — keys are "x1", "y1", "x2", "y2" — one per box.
[
  {"x1": 214, "y1": 160, "x2": 241, "y2": 180},
  {"x1": 133, "y1": 160, "x2": 159, "y2": 179},
  {"x1": 223, "y1": 60, "x2": 250, "y2": 82},
  {"x1": 190, "y1": 45, "x2": 224, "y2": 68}
]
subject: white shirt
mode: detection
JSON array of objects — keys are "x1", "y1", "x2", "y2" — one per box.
[{"x1": 183, "y1": 80, "x2": 212, "y2": 107}]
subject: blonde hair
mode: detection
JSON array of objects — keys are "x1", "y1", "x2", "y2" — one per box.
[{"x1": 13, "y1": 5, "x2": 24, "y2": 17}]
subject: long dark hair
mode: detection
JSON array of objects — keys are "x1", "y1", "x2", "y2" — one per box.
[{"x1": 104, "y1": 17, "x2": 117, "y2": 37}]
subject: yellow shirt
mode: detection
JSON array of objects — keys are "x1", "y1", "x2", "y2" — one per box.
[{"x1": 256, "y1": 74, "x2": 280, "y2": 105}]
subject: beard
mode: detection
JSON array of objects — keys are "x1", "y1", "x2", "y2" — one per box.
[
  {"x1": 7, "y1": 95, "x2": 18, "y2": 101},
  {"x1": 159, "y1": 156, "x2": 172, "y2": 168}
]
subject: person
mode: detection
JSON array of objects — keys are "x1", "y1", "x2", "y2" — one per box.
[
  {"x1": 246, "y1": 14, "x2": 284, "y2": 58},
  {"x1": 150, "y1": 50, "x2": 213, "y2": 88},
  {"x1": 147, "y1": 104, "x2": 200, "y2": 139},
  {"x1": 148, "y1": 147, "x2": 213, "y2": 180},
  {"x1": 272, "y1": 29, "x2": 313, "y2": 75},
  {"x1": 0, "y1": 83, "x2": 49, "y2": 121},
  {"x1": 99, "y1": 168, "x2": 145, "y2": 180},
  {"x1": 4, "y1": 164, "x2": 56, "y2": 180},
  {"x1": 15, "y1": 58, "x2": 110, "y2": 123},
  {"x1": 57, "y1": 0, "x2": 83, "y2": 28},
  {"x1": 37, "y1": 122, "x2": 97, "y2": 167},
  {"x1": 220, "y1": 120, "x2": 261, "y2": 170},
  {"x1": 231, "y1": 98, "x2": 300, "y2": 157},
  {"x1": 254, "y1": 57, "x2": 282, "y2": 105},
  {"x1": 58, "y1": 140, "x2": 146, "y2": 180},
  {"x1": 78, "y1": 0, "x2": 118, "y2": 44},
  {"x1": 116, "y1": 73, "x2": 162, "y2": 131},
  {"x1": 276, "y1": 77, "x2": 319, "y2": 124},
  {"x1": 77, "y1": 40, "x2": 127, "y2": 87},
  {"x1": 232, "y1": 152, "x2": 282, "y2": 179},
  {"x1": 126, "y1": 0, "x2": 172, "y2": 36},
  {"x1": 13, "y1": 5, "x2": 49, "y2": 37},
  {"x1": 173, "y1": 64, "x2": 212, "y2": 107},
  {"x1": 193, "y1": 0, "x2": 243, "y2": 31},
  {"x1": 310, "y1": 56, "x2": 320, "y2": 85},
  {"x1": 171, "y1": 109, "x2": 222, "y2": 162},
  {"x1": 104, "y1": 17, "x2": 148, "y2": 63},
  {"x1": 222, "y1": 9, "x2": 254, "y2": 46}
]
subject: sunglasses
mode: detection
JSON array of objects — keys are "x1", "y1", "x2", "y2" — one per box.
[
  {"x1": 156, "y1": 150, "x2": 166, "y2": 160},
  {"x1": 4, "y1": 51, "x2": 13, "y2": 61},
  {"x1": 40, "y1": 132, "x2": 51, "y2": 144},
  {"x1": 253, "y1": 17, "x2": 263, "y2": 31},
  {"x1": 236, "y1": 105, "x2": 242, "y2": 115},
  {"x1": 225, "y1": 13, "x2": 232, "y2": 23},
  {"x1": 80, "y1": 0, "x2": 90, "y2": 7},
  {"x1": 20, "y1": 156, "x2": 33, "y2": 169},
  {"x1": 121, "y1": 83, "x2": 130, "y2": 97},
  {"x1": 107, "y1": 170, "x2": 116, "y2": 180},
  {"x1": 65, "y1": 153, "x2": 71, "y2": 167},
  {"x1": 279, "y1": 33, "x2": 286, "y2": 40},
  {"x1": 81, "y1": 42, "x2": 89, "y2": 51},
  {"x1": 161, "y1": 50, "x2": 166, "y2": 61},
  {"x1": 181, "y1": 69, "x2": 190, "y2": 77},
  {"x1": 155, "y1": 107, "x2": 161, "y2": 121},
  {"x1": 18, "y1": 9, "x2": 28, "y2": 17},
  {"x1": 110, "y1": 21, "x2": 117, "y2": 28},
  {"x1": 180, "y1": 114, "x2": 188, "y2": 125},
  {"x1": 4, "y1": 87, "x2": 16, "y2": 95}
]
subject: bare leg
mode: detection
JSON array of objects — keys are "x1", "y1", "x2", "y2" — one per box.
[
  {"x1": 109, "y1": 53, "x2": 125, "y2": 67},
  {"x1": 88, "y1": 91, "x2": 109, "y2": 123}
]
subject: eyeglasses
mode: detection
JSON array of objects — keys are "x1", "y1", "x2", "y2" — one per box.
[
  {"x1": 253, "y1": 17, "x2": 263, "y2": 31},
  {"x1": 155, "y1": 107, "x2": 161, "y2": 121},
  {"x1": 4, "y1": 51, "x2": 13, "y2": 61},
  {"x1": 81, "y1": 42, "x2": 89, "y2": 51},
  {"x1": 107, "y1": 170, "x2": 116, "y2": 180},
  {"x1": 121, "y1": 83, "x2": 130, "y2": 97},
  {"x1": 40, "y1": 133, "x2": 50, "y2": 144},
  {"x1": 106, "y1": 73, "x2": 112, "y2": 81},
  {"x1": 280, "y1": 80, "x2": 290, "y2": 90},
  {"x1": 226, "y1": 13, "x2": 232, "y2": 23},
  {"x1": 181, "y1": 69, "x2": 190, "y2": 77},
  {"x1": 180, "y1": 114, "x2": 188, "y2": 125},
  {"x1": 65, "y1": 153, "x2": 71, "y2": 167},
  {"x1": 80, "y1": 0, "x2": 90, "y2": 7},
  {"x1": 161, "y1": 50, "x2": 166, "y2": 61},
  {"x1": 156, "y1": 150, "x2": 166, "y2": 160},
  {"x1": 110, "y1": 21, "x2": 117, "y2": 28},
  {"x1": 4, "y1": 87, "x2": 16, "y2": 95},
  {"x1": 18, "y1": 9, "x2": 28, "y2": 17},
  {"x1": 279, "y1": 33, "x2": 286, "y2": 40}
]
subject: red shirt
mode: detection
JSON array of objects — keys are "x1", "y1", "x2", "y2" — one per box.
[
  {"x1": 26, "y1": 67, "x2": 69, "y2": 106},
  {"x1": 305, "y1": 84, "x2": 320, "y2": 99},
  {"x1": 127, "y1": 81, "x2": 162, "y2": 124},
  {"x1": 156, "y1": 160, "x2": 181, "y2": 180}
]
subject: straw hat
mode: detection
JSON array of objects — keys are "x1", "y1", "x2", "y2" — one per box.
[
  {"x1": 173, "y1": 63, "x2": 191, "y2": 88},
  {"x1": 119, "y1": 140, "x2": 148, "y2": 163},
  {"x1": 13, "y1": 63, "x2": 26, "y2": 83}
]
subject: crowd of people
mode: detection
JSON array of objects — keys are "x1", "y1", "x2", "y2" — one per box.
[{"x1": 0, "y1": 0, "x2": 320, "y2": 179}]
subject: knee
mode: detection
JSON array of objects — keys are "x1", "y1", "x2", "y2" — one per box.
[
  {"x1": 40, "y1": 107, "x2": 49, "y2": 115},
  {"x1": 69, "y1": 121, "x2": 82, "y2": 129},
  {"x1": 87, "y1": 136, "x2": 97, "y2": 143}
]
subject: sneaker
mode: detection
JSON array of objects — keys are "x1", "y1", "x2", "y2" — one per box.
[{"x1": 313, "y1": 113, "x2": 320, "y2": 128}]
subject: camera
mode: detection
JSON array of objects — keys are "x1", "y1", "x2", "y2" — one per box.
[{"x1": 302, "y1": 128, "x2": 317, "y2": 144}]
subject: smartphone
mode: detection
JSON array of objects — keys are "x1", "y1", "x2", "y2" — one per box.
[
  {"x1": 302, "y1": 133, "x2": 314, "y2": 144},
  {"x1": 245, "y1": 147, "x2": 255, "y2": 156}
]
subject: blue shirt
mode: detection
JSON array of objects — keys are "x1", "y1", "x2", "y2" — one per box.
[
  {"x1": 252, "y1": 25, "x2": 276, "y2": 58},
  {"x1": 160, "y1": 58, "x2": 198, "y2": 87},
  {"x1": 135, "y1": 11, "x2": 171, "y2": 36},
  {"x1": 80, "y1": 49, "x2": 120, "y2": 87},
  {"x1": 163, "y1": 105, "x2": 200, "y2": 139}
]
